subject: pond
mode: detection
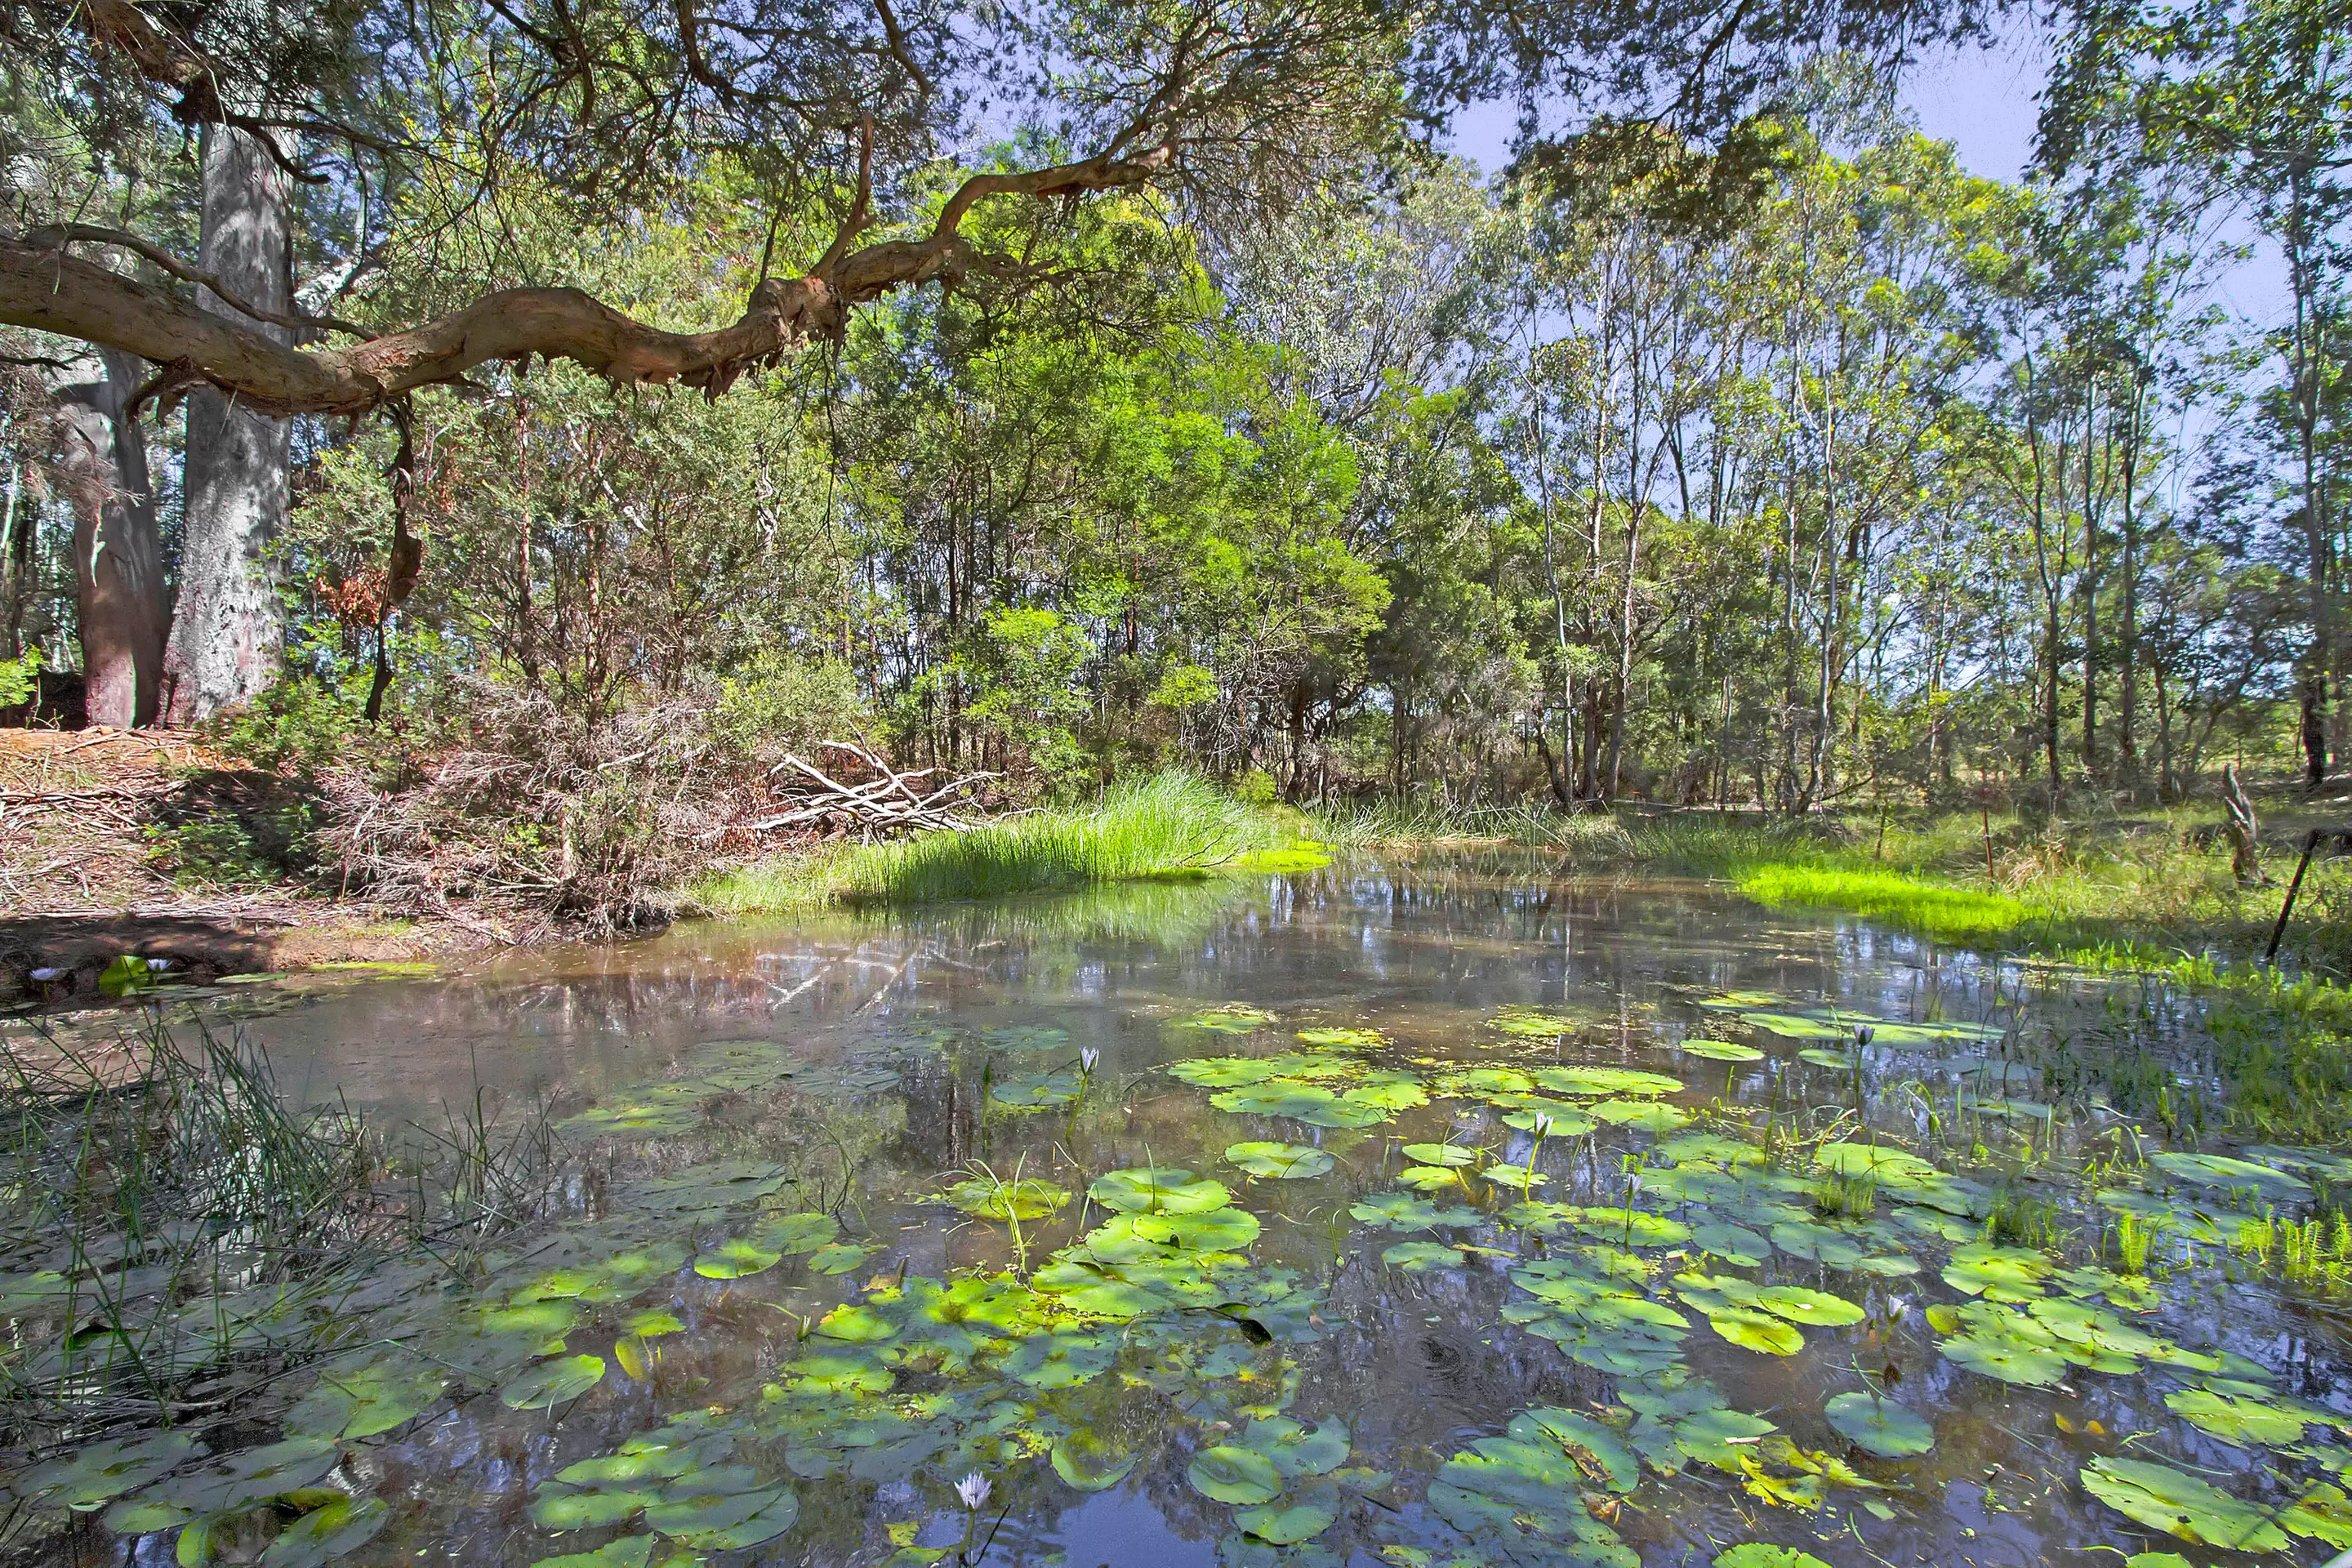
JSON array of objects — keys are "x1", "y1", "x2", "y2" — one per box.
[{"x1": 6, "y1": 853, "x2": 2350, "y2": 1568}]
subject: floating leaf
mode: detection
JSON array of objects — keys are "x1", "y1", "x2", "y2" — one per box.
[
  {"x1": 692, "y1": 1239, "x2": 783, "y2": 1280},
  {"x1": 1589, "y1": 1099, "x2": 1690, "y2": 1132},
  {"x1": 1224, "y1": 1142, "x2": 1334, "y2": 1179},
  {"x1": 990, "y1": 1070, "x2": 1083, "y2": 1108},
  {"x1": 1296, "y1": 1027, "x2": 1383, "y2": 1048},
  {"x1": 807, "y1": 1242, "x2": 878, "y2": 1275},
  {"x1": 1940, "y1": 1334, "x2": 2067, "y2": 1387},
  {"x1": 2079, "y1": 1457, "x2": 2289, "y2": 1552},
  {"x1": 530, "y1": 1539, "x2": 655, "y2": 1568},
  {"x1": 1797, "y1": 1047, "x2": 1860, "y2": 1069},
  {"x1": 1824, "y1": 1392, "x2": 1934, "y2": 1457},
  {"x1": 2149, "y1": 1152, "x2": 2310, "y2": 1200},
  {"x1": 1490, "y1": 1009, "x2": 1584, "y2": 1038},
  {"x1": 1235, "y1": 1503, "x2": 1337, "y2": 1544},
  {"x1": 1943, "y1": 1244, "x2": 2050, "y2": 1303},
  {"x1": 502, "y1": 1353, "x2": 606, "y2": 1410},
  {"x1": 1402, "y1": 1143, "x2": 1481, "y2": 1168},
  {"x1": 1706, "y1": 1308, "x2": 1804, "y2": 1356},
  {"x1": 286, "y1": 1360, "x2": 440, "y2": 1439},
  {"x1": 939, "y1": 1177, "x2": 1071, "y2": 1220},
  {"x1": 14, "y1": 1430, "x2": 204, "y2": 1511},
  {"x1": 1383, "y1": 1241, "x2": 1466, "y2": 1272},
  {"x1": 1715, "y1": 1549, "x2": 1834, "y2": 1568},
  {"x1": 2164, "y1": 1387, "x2": 2315, "y2": 1448},
  {"x1": 1169, "y1": 1058, "x2": 1288, "y2": 1087},
  {"x1": 1677, "y1": 1038, "x2": 1764, "y2": 1061},
  {"x1": 257, "y1": 1496, "x2": 389, "y2": 1568},
  {"x1": 1533, "y1": 1067, "x2": 1682, "y2": 1098},
  {"x1": 1089, "y1": 1168, "x2": 1230, "y2": 1214},
  {"x1": 1188, "y1": 1445, "x2": 1283, "y2": 1505},
  {"x1": 1052, "y1": 1430, "x2": 1138, "y2": 1492}
]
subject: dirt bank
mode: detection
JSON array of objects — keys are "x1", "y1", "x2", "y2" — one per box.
[{"x1": 0, "y1": 728, "x2": 492, "y2": 1000}]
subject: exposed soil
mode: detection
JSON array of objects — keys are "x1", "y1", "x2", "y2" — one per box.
[{"x1": 0, "y1": 728, "x2": 491, "y2": 1000}]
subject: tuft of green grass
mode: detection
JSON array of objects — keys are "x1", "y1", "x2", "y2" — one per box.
[
  {"x1": 1736, "y1": 864, "x2": 2029, "y2": 941},
  {"x1": 697, "y1": 772, "x2": 1285, "y2": 909}
]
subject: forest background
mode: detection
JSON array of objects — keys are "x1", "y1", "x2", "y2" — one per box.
[{"x1": 4, "y1": 0, "x2": 2350, "y2": 938}]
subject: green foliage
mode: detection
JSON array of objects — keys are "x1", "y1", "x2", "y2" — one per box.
[
  {"x1": 714, "y1": 652, "x2": 867, "y2": 760},
  {"x1": 204, "y1": 678, "x2": 371, "y2": 776},
  {"x1": 0, "y1": 646, "x2": 39, "y2": 710}
]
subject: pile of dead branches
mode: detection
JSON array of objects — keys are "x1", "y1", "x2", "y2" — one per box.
[
  {"x1": 746, "y1": 740, "x2": 1004, "y2": 838},
  {"x1": 309, "y1": 684, "x2": 742, "y2": 938}
]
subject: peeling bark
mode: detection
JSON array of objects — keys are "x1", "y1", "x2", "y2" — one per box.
[
  {"x1": 163, "y1": 124, "x2": 293, "y2": 724},
  {"x1": 55, "y1": 349, "x2": 165, "y2": 726}
]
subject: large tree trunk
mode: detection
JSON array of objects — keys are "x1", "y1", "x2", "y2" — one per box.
[
  {"x1": 163, "y1": 124, "x2": 292, "y2": 725},
  {"x1": 55, "y1": 349, "x2": 165, "y2": 725}
]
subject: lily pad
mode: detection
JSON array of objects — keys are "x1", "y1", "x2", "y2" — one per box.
[
  {"x1": 502, "y1": 1353, "x2": 606, "y2": 1410},
  {"x1": 1824, "y1": 1391, "x2": 1935, "y2": 1457},
  {"x1": 1715, "y1": 1549, "x2": 1834, "y2": 1568},
  {"x1": 1224, "y1": 1141, "x2": 1335, "y2": 1178},
  {"x1": 1234, "y1": 1503, "x2": 1337, "y2": 1544},
  {"x1": 1533, "y1": 1066, "x2": 1682, "y2": 1098},
  {"x1": 2149, "y1": 1152, "x2": 2311, "y2": 1200},
  {"x1": 2079, "y1": 1457, "x2": 2289, "y2": 1552},
  {"x1": 1383, "y1": 1241, "x2": 1467, "y2": 1272},
  {"x1": 1401, "y1": 1143, "x2": 1482, "y2": 1168},
  {"x1": 939, "y1": 1177, "x2": 1071, "y2": 1220},
  {"x1": 1052, "y1": 1430, "x2": 1138, "y2": 1491},
  {"x1": 1677, "y1": 1038, "x2": 1765, "y2": 1061},
  {"x1": 1188, "y1": 1445, "x2": 1284, "y2": 1505},
  {"x1": 1089, "y1": 1168, "x2": 1231, "y2": 1214}
]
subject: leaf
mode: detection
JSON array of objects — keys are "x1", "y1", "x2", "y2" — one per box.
[
  {"x1": 286, "y1": 1360, "x2": 441, "y2": 1440},
  {"x1": 1677, "y1": 1037, "x2": 1765, "y2": 1060},
  {"x1": 501, "y1": 1354, "x2": 606, "y2": 1410},
  {"x1": 1401, "y1": 1143, "x2": 1481, "y2": 1168},
  {"x1": 530, "y1": 1539, "x2": 656, "y2": 1568},
  {"x1": 1089, "y1": 1167, "x2": 1231, "y2": 1214},
  {"x1": 2079, "y1": 1458, "x2": 2289, "y2": 1552},
  {"x1": 1234, "y1": 1503, "x2": 1337, "y2": 1544},
  {"x1": 1383, "y1": 1241, "x2": 1466, "y2": 1272},
  {"x1": 1715, "y1": 1549, "x2": 1834, "y2": 1568},
  {"x1": 1824, "y1": 1392, "x2": 1935, "y2": 1457},
  {"x1": 938, "y1": 1177, "x2": 1070, "y2": 1220},
  {"x1": 1940, "y1": 1334, "x2": 2069, "y2": 1387},
  {"x1": 1187, "y1": 1445, "x2": 1283, "y2": 1504},
  {"x1": 990, "y1": 1070, "x2": 1083, "y2": 1107},
  {"x1": 692, "y1": 1238, "x2": 783, "y2": 1280},
  {"x1": 1223, "y1": 1141, "x2": 1334, "y2": 1178},
  {"x1": 258, "y1": 1496, "x2": 390, "y2": 1568},
  {"x1": 1532, "y1": 1066, "x2": 1682, "y2": 1098},
  {"x1": 1707, "y1": 1308, "x2": 1804, "y2": 1356},
  {"x1": 1296, "y1": 1027, "x2": 1383, "y2": 1047},
  {"x1": 1052, "y1": 1430, "x2": 1138, "y2": 1492},
  {"x1": 807, "y1": 1242, "x2": 878, "y2": 1275},
  {"x1": 2149, "y1": 1152, "x2": 2310, "y2": 1200},
  {"x1": 1169, "y1": 1057, "x2": 1288, "y2": 1086},
  {"x1": 650, "y1": 1482, "x2": 799, "y2": 1549},
  {"x1": 1588, "y1": 1098, "x2": 1690, "y2": 1132},
  {"x1": 14, "y1": 1430, "x2": 204, "y2": 1511},
  {"x1": 1754, "y1": 1285, "x2": 1864, "y2": 1327},
  {"x1": 2164, "y1": 1386, "x2": 2315, "y2": 1447}
]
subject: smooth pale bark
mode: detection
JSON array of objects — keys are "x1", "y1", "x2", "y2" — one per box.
[
  {"x1": 163, "y1": 125, "x2": 292, "y2": 724},
  {"x1": 55, "y1": 349, "x2": 166, "y2": 725}
]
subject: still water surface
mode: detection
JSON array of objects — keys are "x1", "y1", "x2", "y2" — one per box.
[{"x1": 40, "y1": 854, "x2": 2352, "y2": 1567}]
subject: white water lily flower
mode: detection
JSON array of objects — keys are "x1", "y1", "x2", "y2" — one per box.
[
  {"x1": 1853, "y1": 1025, "x2": 1874, "y2": 1046},
  {"x1": 1530, "y1": 1111, "x2": 1555, "y2": 1137},
  {"x1": 28, "y1": 967, "x2": 61, "y2": 982},
  {"x1": 956, "y1": 1472, "x2": 991, "y2": 1511}
]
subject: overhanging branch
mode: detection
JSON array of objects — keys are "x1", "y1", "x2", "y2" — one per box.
[{"x1": 0, "y1": 147, "x2": 1166, "y2": 417}]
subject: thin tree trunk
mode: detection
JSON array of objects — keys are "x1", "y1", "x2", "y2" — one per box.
[
  {"x1": 163, "y1": 124, "x2": 292, "y2": 724},
  {"x1": 56, "y1": 349, "x2": 165, "y2": 726}
]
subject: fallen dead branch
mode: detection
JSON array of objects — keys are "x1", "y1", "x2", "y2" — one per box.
[{"x1": 746, "y1": 739, "x2": 1004, "y2": 835}]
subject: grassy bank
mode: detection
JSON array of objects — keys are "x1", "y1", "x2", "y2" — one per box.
[{"x1": 697, "y1": 771, "x2": 1294, "y2": 912}]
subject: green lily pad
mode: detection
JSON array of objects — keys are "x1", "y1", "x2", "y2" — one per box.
[
  {"x1": 1089, "y1": 1167, "x2": 1231, "y2": 1214},
  {"x1": 1533, "y1": 1066, "x2": 1682, "y2": 1098},
  {"x1": 14, "y1": 1430, "x2": 204, "y2": 1511},
  {"x1": 258, "y1": 1495, "x2": 390, "y2": 1568},
  {"x1": 939, "y1": 1177, "x2": 1071, "y2": 1220},
  {"x1": 2080, "y1": 1456, "x2": 2289, "y2": 1551},
  {"x1": 991, "y1": 1070, "x2": 1084, "y2": 1107},
  {"x1": 1490, "y1": 1009, "x2": 1584, "y2": 1037},
  {"x1": 1052, "y1": 1430, "x2": 1138, "y2": 1491},
  {"x1": 1402, "y1": 1143, "x2": 1481, "y2": 1168},
  {"x1": 530, "y1": 1539, "x2": 656, "y2": 1568},
  {"x1": 1708, "y1": 1308, "x2": 1804, "y2": 1355},
  {"x1": 1677, "y1": 1038, "x2": 1765, "y2": 1061},
  {"x1": 1170, "y1": 1057, "x2": 1289, "y2": 1087},
  {"x1": 1589, "y1": 1099, "x2": 1690, "y2": 1132},
  {"x1": 693, "y1": 1238, "x2": 784, "y2": 1280},
  {"x1": 1715, "y1": 1549, "x2": 1834, "y2": 1568},
  {"x1": 286, "y1": 1360, "x2": 441, "y2": 1439},
  {"x1": 1188, "y1": 1445, "x2": 1283, "y2": 1504},
  {"x1": 2165, "y1": 1386, "x2": 2316, "y2": 1447},
  {"x1": 1296, "y1": 1027, "x2": 1383, "y2": 1048},
  {"x1": 502, "y1": 1353, "x2": 606, "y2": 1410},
  {"x1": 1383, "y1": 1241, "x2": 1467, "y2": 1272},
  {"x1": 1224, "y1": 1141, "x2": 1335, "y2": 1178},
  {"x1": 1797, "y1": 1048, "x2": 1860, "y2": 1069},
  {"x1": 2149, "y1": 1152, "x2": 2311, "y2": 1200},
  {"x1": 1940, "y1": 1334, "x2": 2068, "y2": 1387},
  {"x1": 1824, "y1": 1391, "x2": 1935, "y2": 1457},
  {"x1": 1235, "y1": 1503, "x2": 1337, "y2": 1544}
]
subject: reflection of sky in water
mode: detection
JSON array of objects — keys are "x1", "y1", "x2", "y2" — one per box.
[{"x1": 24, "y1": 853, "x2": 2344, "y2": 1566}]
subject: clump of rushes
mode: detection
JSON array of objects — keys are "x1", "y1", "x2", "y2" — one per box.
[
  {"x1": 2234, "y1": 1209, "x2": 2352, "y2": 1292},
  {"x1": 1813, "y1": 1169, "x2": 1878, "y2": 1219},
  {"x1": 1981, "y1": 1188, "x2": 2065, "y2": 1250},
  {"x1": 838, "y1": 771, "x2": 1283, "y2": 903}
]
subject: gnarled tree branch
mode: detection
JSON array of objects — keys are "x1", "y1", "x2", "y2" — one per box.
[{"x1": 0, "y1": 150, "x2": 1165, "y2": 418}]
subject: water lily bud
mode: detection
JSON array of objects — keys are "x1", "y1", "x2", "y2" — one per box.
[
  {"x1": 1853, "y1": 1025, "x2": 1873, "y2": 1047},
  {"x1": 1531, "y1": 1111, "x2": 1555, "y2": 1137},
  {"x1": 1079, "y1": 1047, "x2": 1100, "y2": 1073}
]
